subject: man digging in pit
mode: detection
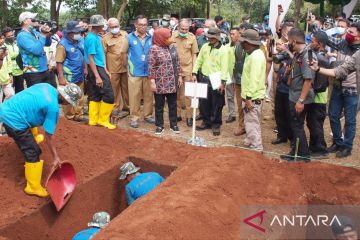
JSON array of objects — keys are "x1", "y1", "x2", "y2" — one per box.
[
  {"x1": 0, "y1": 83, "x2": 81, "y2": 197},
  {"x1": 119, "y1": 162, "x2": 164, "y2": 205},
  {"x1": 72, "y1": 211, "x2": 110, "y2": 240}
]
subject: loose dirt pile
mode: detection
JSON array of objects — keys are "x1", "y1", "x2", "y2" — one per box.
[{"x1": 0, "y1": 118, "x2": 359, "y2": 240}]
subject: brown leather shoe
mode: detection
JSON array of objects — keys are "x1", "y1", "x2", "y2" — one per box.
[{"x1": 234, "y1": 127, "x2": 246, "y2": 136}]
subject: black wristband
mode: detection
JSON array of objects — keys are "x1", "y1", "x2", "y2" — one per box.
[{"x1": 316, "y1": 67, "x2": 320, "y2": 73}]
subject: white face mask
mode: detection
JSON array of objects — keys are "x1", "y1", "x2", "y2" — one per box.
[
  {"x1": 170, "y1": 20, "x2": 176, "y2": 27},
  {"x1": 111, "y1": 27, "x2": 120, "y2": 35},
  {"x1": 73, "y1": 34, "x2": 81, "y2": 40},
  {"x1": 336, "y1": 27, "x2": 346, "y2": 36},
  {"x1": 204, "y1": 28, "x2": 209, "y2": 34}
]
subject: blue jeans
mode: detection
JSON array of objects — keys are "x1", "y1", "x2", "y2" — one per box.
[{"x1": 328, "y1": 87, "x2": 358, "y2": 150}]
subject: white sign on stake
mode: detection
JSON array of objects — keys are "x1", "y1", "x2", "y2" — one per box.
[{"x1": 185, "y1": 82, "x2": 208, "y2": 99}]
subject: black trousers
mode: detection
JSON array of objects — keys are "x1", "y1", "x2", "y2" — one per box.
[
  {"x1": 13, "y1": 75, "x2": 24, "y2": 93},
  {"x1": 198, "y1": 74, "x2": 225, "y2": 128},
  {"x1": 154, "y1": 93, "x2": 177, "y2": 128},
  {"x1": 3, "y1": 124, "x2": 41, "y2": 163},
  {"x1": 275, "y1": 91, "x2": 293, "y2": 141},
  {"x1": 24, "y1": 71, "x2": 56, "y2": 88},
  {"x1": 289, "y1": 101, "x2": 311, "y2": 158},
  {"x1": 87, "y1": 65, "x2": 114, "y2": 104},
  {"x1": 306, "y1": 103, "x2": 327, "y2": 153}
]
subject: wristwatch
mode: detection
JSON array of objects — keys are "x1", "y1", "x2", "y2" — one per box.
[{"x1": 297, "y1": 98, "x2": 304, "y2": 104}]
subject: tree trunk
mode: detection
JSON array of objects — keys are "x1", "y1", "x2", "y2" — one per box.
[
  {"x1": 117, "y1": 0, "x2": 127, "y2": 20},
  {"x1": 1, "y1": 0, "x2": 8, "y2": 27},
  {"x1": 294, "y1": 0, "x2": 302, "y2": 28},
  {"x1": 208, "y1": 0, "x2": 213, "y2": 18},
  {"x1": 50, "y1": 0, "x2": 57, "y2": 21},
  {"x1": 319, "y1": 0, "x2": 325, "y2": 17}
]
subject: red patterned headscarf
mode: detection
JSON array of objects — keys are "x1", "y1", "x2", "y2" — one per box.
[{"x1": 152, "y1": 28, "x2": 172, "y2": 47}]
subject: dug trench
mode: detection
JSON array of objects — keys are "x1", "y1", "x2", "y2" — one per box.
[
  {"x1": 0, "y1": 157, "x2": 176, "y2": 240},
  {"x1": 0, "y1": 119, "x2": 360, "y2": 240}
]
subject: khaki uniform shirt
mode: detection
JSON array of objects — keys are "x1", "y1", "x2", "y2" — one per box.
[
  {"x1": 172, "y1": 32, "x2": 199, "y2": 79},
  {"x1": 102, "y1": 31, "x2": 129, "y2": 73}
]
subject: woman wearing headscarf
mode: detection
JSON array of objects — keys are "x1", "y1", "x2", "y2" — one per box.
[{"x1": 148, "y1": 28, "x2": 183, "y2": 135}]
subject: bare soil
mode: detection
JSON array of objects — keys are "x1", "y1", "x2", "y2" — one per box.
[{"x1": 0, "y1": 116, "x2": 359, "y2": 240}]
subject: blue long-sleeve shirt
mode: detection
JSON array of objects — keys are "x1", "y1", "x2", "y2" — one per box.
[
  {"x1": 16, "y1": 28, "x2": 51, "y2": 73},
  {"x1": 125, "y1": 172, "x2": 164, "y2": 205},
  {"x1": 72, "y1": 227, "x2": 100, "y2": 240}
]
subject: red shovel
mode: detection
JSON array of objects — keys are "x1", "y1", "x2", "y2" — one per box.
[{"x1": 46, "y1": 162, "x2": 77, "y2": 211}]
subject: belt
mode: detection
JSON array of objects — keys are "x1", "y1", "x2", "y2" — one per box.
[{"x1": 242, "y1": 99, "x2": 263, "y2": 104}]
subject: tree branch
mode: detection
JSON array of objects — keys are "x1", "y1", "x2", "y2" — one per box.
[{"x1": 117, "y1": 0, "x2": 127, "y2": 20}]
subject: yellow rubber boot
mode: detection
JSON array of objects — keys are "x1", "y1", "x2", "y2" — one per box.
[
  {"x1": 24, "y1": 160, "x2": 49, "y2": 197},
  {"x1": 88, "y1": 101, "x2": 100, "y2": 126},
  {"x1": 30, "y1": 128, "x2": 44, "y2": 144},
  {"x1": 98, "y1": 101, "x2": 116, "y2": 129}
]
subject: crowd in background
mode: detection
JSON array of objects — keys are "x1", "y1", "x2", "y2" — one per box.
[{"x1": 0, "y1": 6, "x2": 359, "y2": 162}]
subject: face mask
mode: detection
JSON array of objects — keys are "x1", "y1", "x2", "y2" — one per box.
[
  {"x1": 345, "y1": 33, "x2": 355, "y2": 44},
  {"x1": 288, "y1": 43, "x2": 294, "y2": 52},
  {"x1": 5, "y1": 37, "x2": 14, "y2": 44},
  {"x1": 336, "y1": 27, "x2": 346, "y2": 36},
  {"x1": 111, "y1": 27, "x2": 120, "y2": 35},
  {"x1": 170, "y1": 20, "x2": 176, "y2": 27},
  {"x1": 162, "y1": 21, "x2": 169, "y2": 27},
  {"x1": 179, "y1": 32, "x2": 188, "y2": 38},
  {"x1": 204, "y1": 28, "x2": 209, "y2": 34},
  {"x1": 73, "y1": 34, "x2": 81, "y2": 40}
]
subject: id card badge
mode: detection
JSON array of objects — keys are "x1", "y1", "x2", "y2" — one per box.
[{"x1": 141, "y1": 54, "x2": 146, "y2": 62}]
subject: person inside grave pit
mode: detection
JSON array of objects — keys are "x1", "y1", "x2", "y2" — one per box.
[
  {"x1": 72, "y1": 211, "x2": 110, "y2": 240},
  {"x1": 119, "y1": 162, "x2": 164, "y2": 205}
]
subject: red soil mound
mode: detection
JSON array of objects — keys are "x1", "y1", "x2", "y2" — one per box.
[{"x1": 0, "y1": 118, "x2": 359, "y2": 240}]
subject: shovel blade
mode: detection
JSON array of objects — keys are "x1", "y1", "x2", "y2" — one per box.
[{"x1": 46, "y1": 162, "x2": 76, "y2": 211}]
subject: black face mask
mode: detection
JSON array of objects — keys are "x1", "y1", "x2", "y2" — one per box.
[
  {"x1": 288, "y1": 42, "x2": 295, "y2": 53},
  {"x1": 5, "y1": 37, "x2": 14, "y2": 44}
]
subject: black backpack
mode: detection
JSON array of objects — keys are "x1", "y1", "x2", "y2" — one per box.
[
  {"x1": 16, "y1": 54, "x2": 24, "y2": 70},
  {"x1": 313, "y1": 52, "x2": 329, "y2": 93}
]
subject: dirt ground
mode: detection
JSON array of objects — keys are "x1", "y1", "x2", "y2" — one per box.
[
  {"x1": 0, "y1": 104, "x2": 359, "y2": 239},
  {"x1": 115, "y1": 100, "x2": 360, "y2": 168}
]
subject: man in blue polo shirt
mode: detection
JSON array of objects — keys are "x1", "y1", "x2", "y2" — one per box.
[
  {"x1": 119, "y1": 162, "x2": 164, "y2": 205},
  {"x1": 0, "y1": 83, "x2": 81, "y2": 197},
  {"x1": 127, "y1": 15, "x2": 154, "y2": 128},
  {"x1": 85, "y1": 15, "x2": 116, "y2": 130}
]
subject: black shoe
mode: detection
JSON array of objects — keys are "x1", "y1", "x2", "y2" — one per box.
[
  {"x1": 195, "y1": 115, "x2": 203, "y2": 121},
  {"x1": 212, "y1": 127, "x2": 220, "y2": 136},
  {"x1": 336, "y1": 148, "x2": 352, "y2": 158},
  {"x1": 310, "y1": 151, "x2": 329, "y2": 159},
  {"x1": 225, "y1": 116, "x2": 236, "y2": 123},
  {"x1": 280, "y1": 153, "x2": 311, "y2": 162},
  {"x1": 327, "y1": 143, "x2": 341, "y2": 153},
  {"x1": 196, "y1": 122, "x2": 211, "y2": 131},
  {"x1": 155, "y1": 127, "x2": 164, "y2": 135},
  {"x1": 271, "y1": 138, "x2": 287, "y2": 145},
  {"x1": 170, "y1": 126, "x2": 180, "y2": 134},
  {"x1": 177, "y1": 117, "x2": 182, "y2": 122},
  {"x1": 186, "y1": 118, "x2": 193, "y2": 127}
]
